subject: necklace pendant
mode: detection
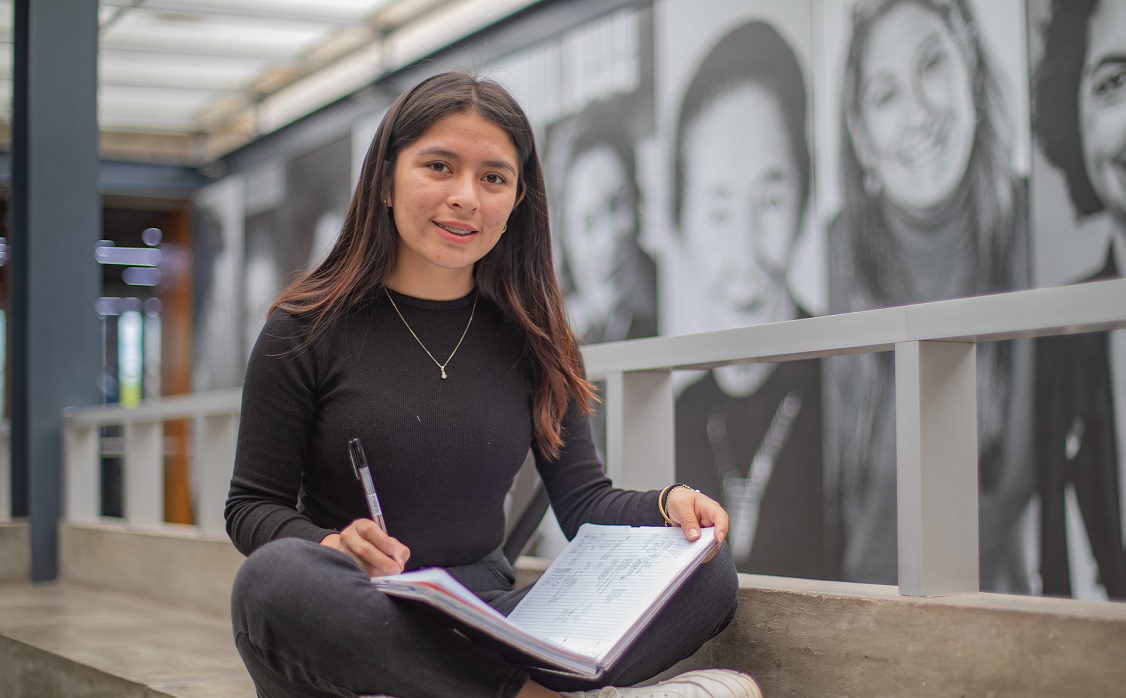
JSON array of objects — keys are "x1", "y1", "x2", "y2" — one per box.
[{"x1": 385, "y1": 288, "x2": 476, "y2": 385}]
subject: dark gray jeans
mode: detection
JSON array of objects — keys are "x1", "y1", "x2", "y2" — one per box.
[{"x1": 231, "y1": 537, "x2": 739, "y2": 698}]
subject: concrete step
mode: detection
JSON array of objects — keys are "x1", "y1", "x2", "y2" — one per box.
[
  {"x1": 678, "y1": 575, "x2": 1126, "y2": 697},
  {"x1": 5, "y1": 524, "x2": 1126, "y2": 697},
  {"x1": 6, "y1": 575, "x2": 1126, "y2": 698},
  {"x1": 0, "y1": 521, "x2": 29, "y2": 584},
  {"x1": 0, "y1": 583, "x2": 253, "y2": 698}
]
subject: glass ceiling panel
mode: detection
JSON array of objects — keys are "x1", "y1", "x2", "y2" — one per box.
[
  {"x1": 102, "y1": 0, "x2": 390, "y2": 22},
  {"x1": 215, "y1": 0, "x2": 386, "y2": 13},
  {"x1": 102, "y1": 12, "x2": 332, "y2": 56},
  {"x1": 100, "y1": 54, "x2": 271, "y2": 91},
  {"x1": 0, "y1": 0, "x2": 541, "y2": 159},
  {"x1": 102, "y1": 85, "x2": 228, "y2": 112},
  {"x1": 99, "y1": 113, "x2": 201, "y2": 132}
]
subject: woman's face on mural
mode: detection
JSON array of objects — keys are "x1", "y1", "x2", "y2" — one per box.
[
  {"x1": 855, "y1": 2, "x2": 975, "y2": 212},
  {"x1": 561, "y1": 145, "x2": 636, "y2": 314},
  {"x1": 682, "y1": 84, "x2": 801, "y2": 331},
  {"x1": 1079, "y1": 0, "x2": 1126, "y2": 225}
]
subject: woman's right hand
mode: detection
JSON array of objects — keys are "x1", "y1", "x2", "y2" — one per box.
[{"x1": 321, "y1": 519, "x2": 410, "y2": 577}]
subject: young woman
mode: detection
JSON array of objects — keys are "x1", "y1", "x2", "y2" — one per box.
[
  {"x1": 827, "y1": 0, "x2": 1034, "y2": 591},
  {"x1": 224, "y1": 71, "x2": 758, "y2": 698}
]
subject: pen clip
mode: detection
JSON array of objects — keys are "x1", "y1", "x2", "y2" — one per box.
[{"x1": 348, "y1": 437, "x2": 368, "y2": 480}]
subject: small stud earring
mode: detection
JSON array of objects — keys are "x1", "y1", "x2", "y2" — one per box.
[
  {"x1": 863, "y1": 170, "x2": 882, "y2": 199},
  {"x1": 501, "y1": 223, "x2": 507, "y2": 234}
]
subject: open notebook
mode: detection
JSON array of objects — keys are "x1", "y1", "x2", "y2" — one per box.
[{"x1": 370, "y1": 523, "x2": 718, "y2": 678}]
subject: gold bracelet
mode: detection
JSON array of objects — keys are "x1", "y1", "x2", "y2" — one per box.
[
  {"x1": 657, "y1": 485, "x2": 674, "y2": 525},
  {"x1": 658, "y1": 483, "x2": 694, "y2": 526}
]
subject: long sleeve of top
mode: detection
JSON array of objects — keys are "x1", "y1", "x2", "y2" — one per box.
[{"x1": 225, "y1": 289, "x2": 664, "y2": 568}]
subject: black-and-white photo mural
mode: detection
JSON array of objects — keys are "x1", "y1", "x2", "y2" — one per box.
[
  {"x1": 241, "y1": 137, "x2": 352, "y2": 364},
  {"x1": 488, "y1": 5, "x2": 658, "y2": 549},
  {"x1": 544, "y1": 90, "x2": 658, "y2": 463},
  {"x1": 547, "y1": 94, "x2": 658, "y2": 346},
  {"x1": 179, "y1": 0, "x2": 1124, "y2": 600},
  {"x1": 192, "y1": 175, "x2": 246, "y2": 392},
  {"x1": 819, "y1": 0, "x2": 1035, "y2": 591},
  {"x1": 660, "y1": 0, "x2": 831, "y2": 579},
  {"x1": 1029, "y1": 0, "x2": 1126, "y2": 600}
]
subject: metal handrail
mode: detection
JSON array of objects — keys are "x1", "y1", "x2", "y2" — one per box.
[{"x1": 54, "y1": 277, "x2": 1126, "y2": 596}]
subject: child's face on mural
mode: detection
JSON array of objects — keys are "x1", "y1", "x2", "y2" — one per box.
[
  {"x1": 1080, "y1": 0, "x2": 1126, "y2": 225},
  {"x1": 681, "y1": 84, "x2": 802, "y2": 331},
  {"x1": 855, "y1": 2, "x2": 976, "y2": 213}
]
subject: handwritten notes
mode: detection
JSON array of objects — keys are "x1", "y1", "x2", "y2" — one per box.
[
  {"x1": 508, "y1": 526, "x2": 716, "y2": 657},
  {"x1": 371, "y1": 523, "x2": 717, "y2": 677}
]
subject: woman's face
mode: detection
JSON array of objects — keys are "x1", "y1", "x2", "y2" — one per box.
[
  {"x1": 681, "y1": 85, "x2": 802, "y2": 331},
  {"x1": 388, "y1": 109, "x2": 520, "y2": 296},
  {"x1": 1080, "y1": 0, "x2": 1126, "y2": 225},
  {"x1": 561, "y1": 145, "x2": 636, "y2": 315},
  {"x1": 855, "y1": 2, "x2": 976, "y2": 212}
]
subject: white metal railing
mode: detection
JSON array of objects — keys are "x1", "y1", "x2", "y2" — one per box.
[
  {"x1": 58, "y1": 278, "x2": 1126, "y2": 596},
  {"x1": 62, "y1": 388, "x2": 241, "y2": 536},
  {"x1": 583, "y1": 277, "x2": 1126, "y2": 596}
]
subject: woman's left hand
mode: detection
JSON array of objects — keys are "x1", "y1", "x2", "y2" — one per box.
[{"x1": 665, "y1": 486, "x2": 729, "y2": 546}]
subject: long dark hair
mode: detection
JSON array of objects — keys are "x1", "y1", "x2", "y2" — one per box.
[
  {"x1": 1033, "y1": 0, "x2": 1104, "y2": 217},
  {"x1": 272, "y1": 71, "x2": 594, "y2": 459}
]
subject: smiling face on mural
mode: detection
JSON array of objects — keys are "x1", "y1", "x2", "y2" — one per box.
[
  {"x1": 854, "y1": 1, "x2": 976, "y2": 213},
  {"x1": 1079, "y1": 0, "x2": 1126, "y2": 227},
  {"x1": 681, "y1": 84, "x2": 802, "y2": 332}
]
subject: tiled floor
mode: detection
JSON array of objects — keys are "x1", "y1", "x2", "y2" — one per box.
[{"x1": 0, "y1": 583, "x2": 254, "y2": 698}]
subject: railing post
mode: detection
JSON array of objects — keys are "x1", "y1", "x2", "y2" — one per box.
[
  {"x1": 123, "y1": 420, "x2": 163, "y2": 526},
  {"x1": 63, "y1": 421, "x2": 100, "y2": 523},
  {"x1": 604, "y1": 370, "x2": 675, "y2": 491},
  {"x1": 195, "y1": 413, "x2": 239, "y2": 535},
  {"x1": 895, "y1": 340, "x2": 979, "y2": 596}
]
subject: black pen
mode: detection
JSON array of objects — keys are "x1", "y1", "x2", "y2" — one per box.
[{"x1": 348, "y1": 437, "x2": 388, "y2": 534}]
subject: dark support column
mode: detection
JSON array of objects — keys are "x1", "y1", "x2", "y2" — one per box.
[{"x1": 10, "y1": 0, "x2": 101, "y2": 581}]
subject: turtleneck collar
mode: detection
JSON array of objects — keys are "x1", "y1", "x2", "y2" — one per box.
[{"x1": 879, "y1": 174, "x2": 976, "y2": 303}]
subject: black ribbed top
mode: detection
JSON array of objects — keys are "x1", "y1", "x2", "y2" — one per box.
[{"x1": 225, "y1": 290, "x2": 662, "y2": 569}]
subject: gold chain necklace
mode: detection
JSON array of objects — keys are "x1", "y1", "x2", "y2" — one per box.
[{"x1": 385, "y1": 288, "x2": 478, "y2": 380}]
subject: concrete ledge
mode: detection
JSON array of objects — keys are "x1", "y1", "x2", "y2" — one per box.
[
  {"x1": 667, "y1": 575, "x2": 1126, "y2": 698},
  {"x1": 37, "y1": 525, "x2": 1126, "y2": 697},
  {"x1": 0, "y1": 583, "x2": 252, "y2": 698},
  {"x1": 59, "y1": 522, "x2": 245, "y2": 619},
  {"x1": 0, "y1": 520, "x2": 30, "y2": 583},
  {"x1": 1, "y1": 634, "x2": 149, "y2": 698}
]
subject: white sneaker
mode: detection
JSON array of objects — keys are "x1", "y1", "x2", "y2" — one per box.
[{"x1": 559, "y1": 669, "x2": 763, "y2": 698}]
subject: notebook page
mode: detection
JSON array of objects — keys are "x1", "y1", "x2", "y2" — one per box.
[{"x1": 507, "y1": 525, "x2": 715, "y2": 658}]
